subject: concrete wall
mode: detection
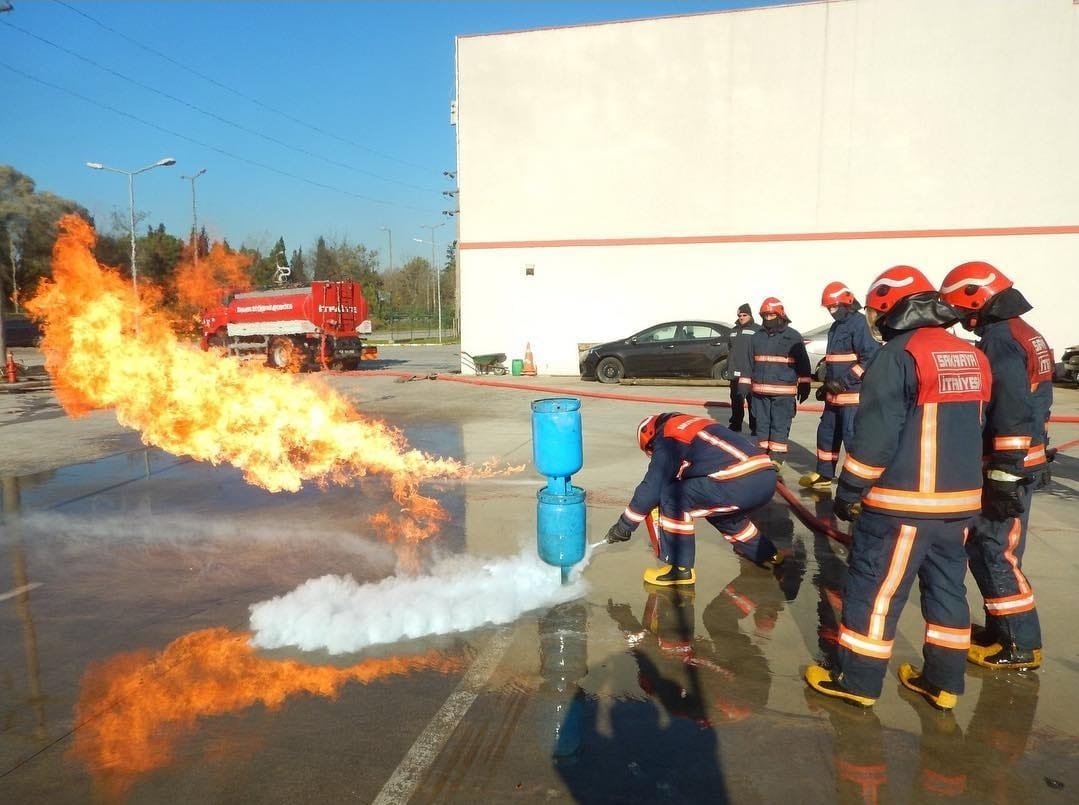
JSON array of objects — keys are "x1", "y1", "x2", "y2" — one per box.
[{"x1": 453, "y1": 0, "x2": 1079, "y2": 374}]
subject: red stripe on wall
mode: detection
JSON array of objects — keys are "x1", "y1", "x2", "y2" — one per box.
[{"x1": 460, "y1": 224, "x2": 1079, "y2": 251}]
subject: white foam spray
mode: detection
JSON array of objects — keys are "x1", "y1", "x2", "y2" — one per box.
[{"x1": 249, "y1": 544, "x2": 599, "y2": 655}]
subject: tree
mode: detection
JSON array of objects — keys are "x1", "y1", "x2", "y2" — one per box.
[
  {"x1": 0, "y1": 165, "x2": 90, "y2": 311},
  {"x1": 289, "y1": 247, "x2": 309, "y2": 284},
  {"x1": 139, "y1": 223, "x2": 185, "y2": 287}
]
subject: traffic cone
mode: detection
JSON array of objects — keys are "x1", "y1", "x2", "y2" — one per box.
[{"x1": 522, "y1": 342, "x2": 537, "y2": 376}]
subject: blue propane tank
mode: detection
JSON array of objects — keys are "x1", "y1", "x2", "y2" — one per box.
[
  {"x1": 531, "y1": 397, "x2": 582, "y2": 494},
  {"x1": 537, "y1": 486, "x2": 586, "y2": 569}
]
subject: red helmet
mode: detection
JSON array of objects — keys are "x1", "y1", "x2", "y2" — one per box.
[
  {"x1": 864, "y1": 265, "x2": 935, "y2": 314},
  {"x1": 637, "y1": 415, "x2": 660, "y2": 453},
  {"x1": 759, "y1": 297, "x2": 786, "y2": 318},
  {"x1": 939, "y1": 261, "x2": 1013, "y2": 312},
  {"x1": 821, "y1": 281, "x2": 856, "y2": 307}
]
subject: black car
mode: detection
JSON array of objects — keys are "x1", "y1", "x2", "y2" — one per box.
[
  {"x1": 2, "y1": 315, "x2": 42, "y2": 347},
  {"x1": 1058, "y1": 343, "x2": 1079, "y2": 385},
  {"x1": 580, "y1": 320, "x2": 732, "y2": 384}
]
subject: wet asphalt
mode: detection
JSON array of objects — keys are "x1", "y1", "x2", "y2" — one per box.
[{"x1": 2, "y1": 345, "x2": 1078, "y2": 804}]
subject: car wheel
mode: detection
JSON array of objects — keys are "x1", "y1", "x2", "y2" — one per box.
[
  {"x1": 596, "y1": 357, "x2": 624, "y2": 384},
  {"x1": 712, "y1": 359, "x2": 728, "y2": 381}
]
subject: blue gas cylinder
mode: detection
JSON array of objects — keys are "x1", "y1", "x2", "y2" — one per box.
[
  {"x1": 537, "y1": 485, "x2": 586, "y2": 568},
  {"x1": 531, "y1": 397, "x2": 582, "y2": 493}
]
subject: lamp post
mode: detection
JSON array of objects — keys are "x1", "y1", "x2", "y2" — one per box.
[
  {"x1": 379, "y1": 226, "x2": 393, "y2": 273},
  {"x1": 415, "y1": 222, "x2": 446, "y2": 344},
  {"x1": 180, "y1": 168, "x2": 206, "y2": 269},
  {"x1": 86, "y1": 157, "x2": 176, "y2": 306}
]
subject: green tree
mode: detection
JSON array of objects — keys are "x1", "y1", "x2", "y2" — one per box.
[
  {"x1": 289, "y1": 247, "x2": 309, "y2": 284},
  {"x1": 139, "y1": 223, "x2": 185, "y2": 287},
  {"x1": 0, "y1": 165, "x2": 90, "y2": 311}
]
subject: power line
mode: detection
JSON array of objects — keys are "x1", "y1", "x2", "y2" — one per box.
[
  {"x1": 53, "y1": 0, "x2": 439, "y2": 173},
  {"x1": 2, "y1": 17, "x2": 440, "y2": 193},
  {"x1": 0, "y1": 58, "x2": 438, "y2": 215}
]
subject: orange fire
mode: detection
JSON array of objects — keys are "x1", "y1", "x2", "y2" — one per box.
[
  {"x1": 70, "y1": 627, "x2": 463, "y2": 798},
  {"x1": 25, "y1": 216, "x2": 507, "y2": 540},
  {"x1": 173, "y1": 241, "x2": 253, "y2": 315}
]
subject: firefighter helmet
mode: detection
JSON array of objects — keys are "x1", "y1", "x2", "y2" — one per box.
[
  {"x1": 865, "y1": 266, "x2": 935, "y2": 314},
  {"x1": 637, "y1": 414, "x2": 660, "y2": 453},
  {"x1": 939, "y1": 261, "x2": 1014, "y2": 312},
  {"x1": 821, "y1": 281, "x2": 856, "y2": 308},
  {"x1": 759, "y1": 297, "x2": 786, "y2": 318}
]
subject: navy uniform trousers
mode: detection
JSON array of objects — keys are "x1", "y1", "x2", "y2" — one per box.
[
  {"x1": 655, "y1": 470, "x2": 777, "y2": 569},
  {"x1": 965, "y1": 481, "x2": 1042, "y2": 650},
  {"x1": 814, "y1": 403, "x2": 856, "y2": 478},
  {"x1": 837, "y1": 511, "x2": 971, "y2": 698}
]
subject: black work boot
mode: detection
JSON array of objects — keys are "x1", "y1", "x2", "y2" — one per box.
[{"x1": 643, "y1": 565, "x2": 696, "y2": 586}]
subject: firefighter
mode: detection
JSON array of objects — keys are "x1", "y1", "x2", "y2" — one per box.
[
  {"x1": 605, "y1": 412, "x2": 783, "y2": 585},
  {"x1": 804, "y1": 265, "x2": 991, "y2": 710},
  {"x1": 799, "y1": 282, "x2": 880, "y2": 491},
  {"x1": 939, "y1": 261, "x2": 1053, "y2": 669},
  {"x1": 748, "y1": 297, "x2": 812, "y2": 467},
  {"x1": 726, "y1": 303, "x2": 759, "y2": 434}
]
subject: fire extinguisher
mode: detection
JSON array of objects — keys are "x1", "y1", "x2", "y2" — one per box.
[{"x1": 5, "y1": 350, "x2": 17, "y2": 383}]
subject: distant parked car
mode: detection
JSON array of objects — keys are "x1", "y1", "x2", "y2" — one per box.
[
  {"x1": 801, "y1": 323, "x2": 831, "y2": 381},
  {"x1": 1058, "y1": 343, "x2": 1079, "y2": 385},
  {"x1": 580, "y1": 320, "x2": 732, "y2": 384},
  {"x1": 2, "y1": 315, "x2": 42, "y2": 347}
]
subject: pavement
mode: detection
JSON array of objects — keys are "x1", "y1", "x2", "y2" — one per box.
[{"x1": 2, "y1": 345, "x2": 1079, "y2": 804}]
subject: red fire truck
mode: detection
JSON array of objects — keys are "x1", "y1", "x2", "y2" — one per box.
[{"x1": 200, "y1": 281, "x2": 377, "y2": 371}]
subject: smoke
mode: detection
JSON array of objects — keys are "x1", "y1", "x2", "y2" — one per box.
[{"x1": 249, "y1": 544, "x2": 597, "y2": 655}]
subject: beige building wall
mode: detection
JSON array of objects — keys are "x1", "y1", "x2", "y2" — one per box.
[{"x1": 453, "y1": 0, "x2": 1079, "y2": 374}]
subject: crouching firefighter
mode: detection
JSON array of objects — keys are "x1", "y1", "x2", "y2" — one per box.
[
  {"x1": 804, "y1": 266, "x2": 991, "y2": 711},
  {"x1": 605, "y1": 413, "x2": 784, "y2": 586}
]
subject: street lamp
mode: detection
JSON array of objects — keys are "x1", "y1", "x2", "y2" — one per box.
[
  {"x1": 180, "y1": 168, "x2": 206, "y2": 269},
  {"x1": 379, "y1": 226, "x2": 393, "y2": 272},
  {"x1": 86, "y1": 157, "x2": 176, "y2": 307},
  {"x1": 415, "y1": 222, "x2": 446, "y2": 344}
]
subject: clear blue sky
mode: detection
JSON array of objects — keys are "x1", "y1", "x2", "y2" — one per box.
[{"x1": 2, "y1": 0, "x2": 789, "y2": 267}]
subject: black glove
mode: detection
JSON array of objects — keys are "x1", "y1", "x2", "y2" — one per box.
[
  {"x1": 814, "y1": 386, "x2": 826, "y2": 401},
  {"x1": 833, "y1": 481, "x2": 863, "y2": 522},
  {"x1": 606, "y1": 522, "x2": 633, "y2": 543},
  {"x1": 983, "y1": 474, "x2": 1027, "y2": 521},
  {"x1": 822, "y1": 378, "x2": 845, "y2": 395},
  {"x1": 797, "y1": 382, "x2": 811, "y2": 403}
]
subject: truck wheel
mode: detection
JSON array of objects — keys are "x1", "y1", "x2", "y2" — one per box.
[{"x1": 268, "y1": 337, "x2": 303, "y2": 373}]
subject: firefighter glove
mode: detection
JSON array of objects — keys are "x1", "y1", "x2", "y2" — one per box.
[
  {"x1": 814, "y1": 386, "x2": 827, "y2": 401},
  {"x1": 797, "y1": 382, "x2": 811, "y2": 403},
  {"x1": 606, "y1": 522, "x2": 633, "y2": 543},
  {"x1": 822, "y1": 378, "x2": 845, "y2": 395},
  {"x1": 833, "y1": 481, "x2": 863, "y2": 522},
  {"x1": 983, "y1": 470, "x2": 1027, "y2": 521}
]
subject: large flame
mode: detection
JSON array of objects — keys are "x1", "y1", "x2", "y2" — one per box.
[
  {"x1": 25, "y1": 216, "x2": 505, "y2": 539},
  {"x1": 70, "y1": 627, "x2": 463, "y2": 798}
]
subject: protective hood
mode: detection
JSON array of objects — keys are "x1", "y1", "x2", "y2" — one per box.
[
  {"x1": 761, "y1": 316, "x2": 788, "y2": 334},
  {"x1": 974, "y1": 287, "x2": 1033, "y2": 327},
  {"x1": 876, "y1": 292, "x2": 960, "y2": 341},
  {"x1": 830, "y1": 304, "x2": 852, "y2": 323}
]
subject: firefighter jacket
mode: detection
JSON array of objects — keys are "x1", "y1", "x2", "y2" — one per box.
[
  {"x1": 619, "y1": 415, "x2": 773, "y2": 530},
  {"x1": 823, "y1": 311, "x2": 880, "y2": 405},
  {"x1": 976, "y1": 318, "x2": 1054, "y2": 478},
  {"x1": 727, "y1": 320, "x2": 759, "y2": 385},
  {"x1": 839, "y1": 328, "x2": 991, "y2": 519},
  {"x1": 749, "y1": 323, "x2": 812, "y2": 396}
]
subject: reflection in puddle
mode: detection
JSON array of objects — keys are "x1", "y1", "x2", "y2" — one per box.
[{"x1": 70, "y1": 627, "x2": 463, "y2": 799}]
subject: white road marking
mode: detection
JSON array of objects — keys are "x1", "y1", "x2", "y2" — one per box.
[
  {"x1": 0, "y1": 582, "x2": 42, "y2": 602},
  {"x1": 370, "y1": 626, "x2": 514, "y2": 805}
]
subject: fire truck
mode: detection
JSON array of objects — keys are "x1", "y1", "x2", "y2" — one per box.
[{"x1": 200, "y1": 281, "x2": 377, "y2": 371}]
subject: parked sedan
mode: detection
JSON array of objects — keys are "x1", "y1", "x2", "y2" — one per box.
[
  {"x1": 580, "y1": 320, "x2": 732, "y2": 384},
  {"x1": 801, "y1": 323, "x2": 831, "y2": 381},
  {"x1": 1058, "y1": 343, "x2": 1079, "y2": 385},
  {"x1": 2, "y1": 315, "x2": 42, "y2": 347}
]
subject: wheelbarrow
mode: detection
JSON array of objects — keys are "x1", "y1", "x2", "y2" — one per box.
[{"x1": 461, "y1": 351, "x2": 508, "y2": 375}]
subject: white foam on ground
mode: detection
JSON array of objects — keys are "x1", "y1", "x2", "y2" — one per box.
[{"x1": 248, "y1": 546, "x2": 595, "y2": 654}]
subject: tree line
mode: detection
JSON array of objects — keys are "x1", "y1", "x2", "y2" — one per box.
[{"x1": 0, "y1": 165, "x2": 457, "y2": 331}]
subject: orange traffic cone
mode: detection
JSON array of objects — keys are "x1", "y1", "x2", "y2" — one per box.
[{"x1": 522, "y1": 342, "x2": 537, "y2": 376}]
